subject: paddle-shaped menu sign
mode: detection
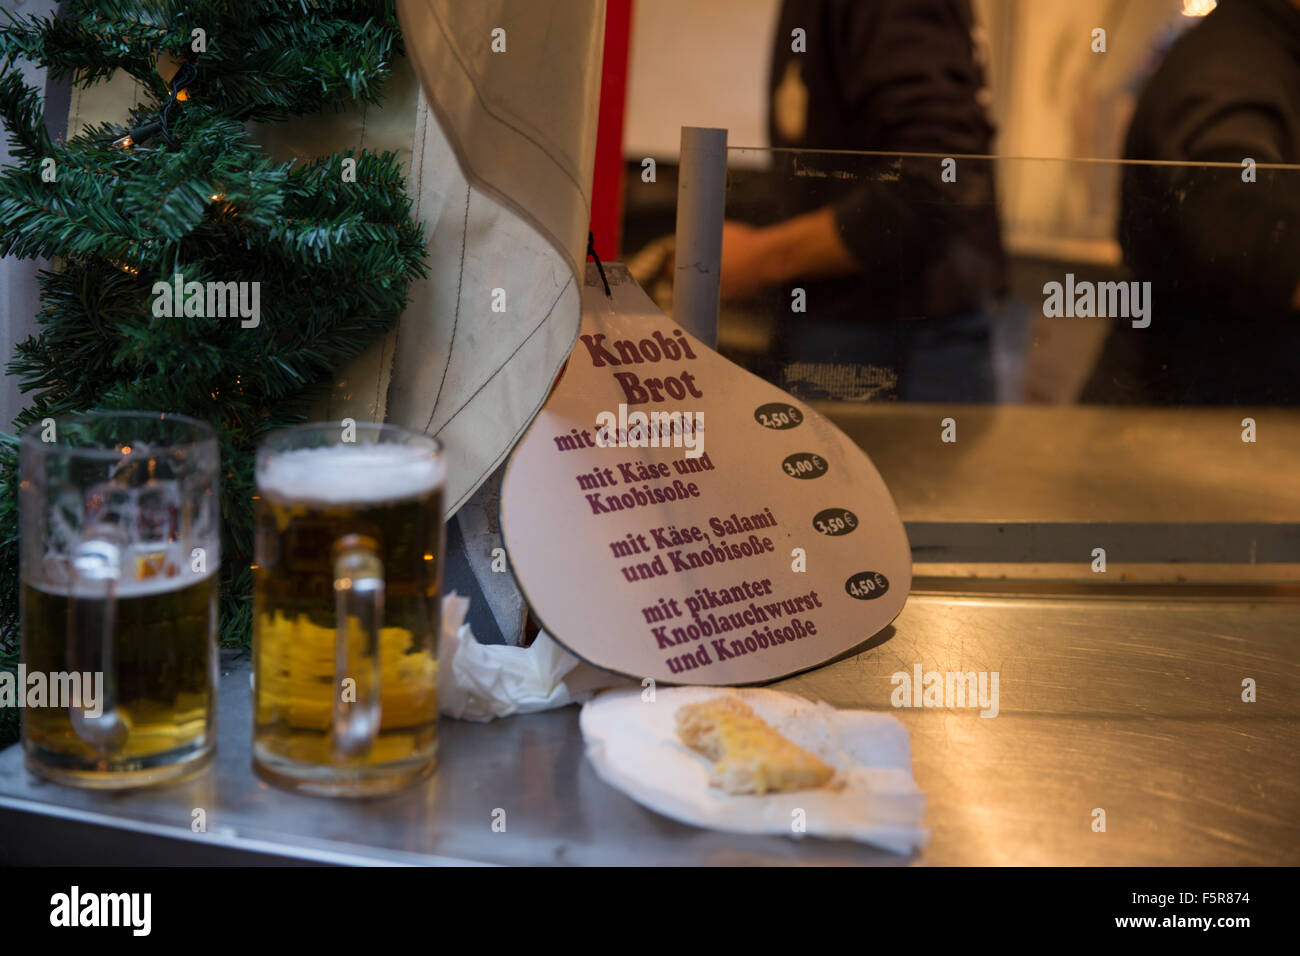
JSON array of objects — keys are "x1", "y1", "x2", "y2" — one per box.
[{"x1": 501, "y1": 267, "x2": 910, "y2": 684}]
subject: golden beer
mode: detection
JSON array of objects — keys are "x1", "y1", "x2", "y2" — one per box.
[
  {"x1": 252, "y1": 426, "x2": 444, "y2": 797},
  {"x1": 19, "y1": 411, "x2": 220, "y2": 789},
  {"x1": 21, "y1": 573, "x2": 217, "y2": 778}
]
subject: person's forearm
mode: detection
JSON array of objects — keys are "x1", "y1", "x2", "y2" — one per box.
[{"x1": 754, "y1": 207, "x2": 861, "y2": 285}]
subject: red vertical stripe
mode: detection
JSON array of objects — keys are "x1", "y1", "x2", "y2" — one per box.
[{"x1": 588, "y1": 0, "x2": 633, "y2": 261}]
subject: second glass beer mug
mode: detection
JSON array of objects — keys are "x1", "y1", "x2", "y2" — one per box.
[
  {"x1": 252, "y1": 422, "x2": 445, "y2": 796},
  {"x1": 20, "y1": 411, "x2": 220, "y2": 788}
]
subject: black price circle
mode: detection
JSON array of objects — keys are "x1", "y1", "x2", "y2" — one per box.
[
  {"x1": 845, "y1": 571, "x2": 889, "y2": 600},
  {"x1": 813, "y1": 507, "x2": 858, "y2": 536},
  {"x1": 755, "y1": 402, "x2": 804, "y2": 430},
  {"x1": 781, "y1": 452, "x2": 827, "y2": 480}
]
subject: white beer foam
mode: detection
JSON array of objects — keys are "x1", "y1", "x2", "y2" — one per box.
[
  {"x1": 30, "y1": 562, "x2": 218, "y2": 598},
  {"x1": 110, "y1": 564, "x2": 218, "y2": 598},
  {"x1": 259, "y1": 443, "x2": 445, "y2": 505}
]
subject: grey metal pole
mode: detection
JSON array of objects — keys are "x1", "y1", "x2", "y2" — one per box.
[{"x1": 673, "y1": 126, "x2": 727, "y2": 348}]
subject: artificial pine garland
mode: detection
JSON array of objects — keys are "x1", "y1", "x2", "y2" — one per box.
[{"x1": 0, "y1": 1, "x2": 429, "y2": 744}]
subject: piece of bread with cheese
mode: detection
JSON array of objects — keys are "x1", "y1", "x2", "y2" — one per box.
[{"x1": 675, "y1": 696, "x2": 835, "y2": 795}]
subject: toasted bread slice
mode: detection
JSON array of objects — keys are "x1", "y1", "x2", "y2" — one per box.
[{"x1": 675, "y1": 696, "x2": 835, "y2": 795}]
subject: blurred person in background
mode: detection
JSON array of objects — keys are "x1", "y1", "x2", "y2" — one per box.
[
  {"x1": 1083, "y1": 0, "x2": 1300, "y2": 405},
  {"x1": 719, "y1": 0, "x2": 1005, "y2": 402}
]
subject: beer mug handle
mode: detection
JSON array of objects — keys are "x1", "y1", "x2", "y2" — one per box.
[
  {"x1": 66, "y1": 533, "x2": 128, "y2": 753},
  {"x1": 332, "y1": 534, "x2": 384, "y2": 759}
]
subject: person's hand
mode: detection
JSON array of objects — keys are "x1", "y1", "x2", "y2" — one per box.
[
  {"x1": 717, "y1": 210, "x2": 859, "y2": 302},
  {"x1": 719, "y1": 220, "x2": 774, "y2": 302}
]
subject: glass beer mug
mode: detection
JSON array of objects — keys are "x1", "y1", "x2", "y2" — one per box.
[
  {"x1": 252, "y1": 422, "x2": 445, "y2": 796},
  {"x1": 20, "y1": 411, "x2": 220, "y2": 787}
]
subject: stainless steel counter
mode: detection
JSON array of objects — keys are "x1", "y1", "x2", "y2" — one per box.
[
  {"x1": 828, "y1": 403, "x2": 1300, "y2": 578},
  {"x1": 2, "y1": 592, "x2": 1296, "y2": 865},
  {"x1": 3, "y1": 403, "x2": 1297, "y2": 864},
  {"x1": 821, "y1": 404, "x2": 1300, "y2": 525}
]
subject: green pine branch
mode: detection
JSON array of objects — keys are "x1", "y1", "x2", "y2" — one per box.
[
  {"x1": 0, "y1": 69, "x2": 51, "y2": 164},
  {"x1": 2, "y1": 1, "x2": 404, "y2": 124}
]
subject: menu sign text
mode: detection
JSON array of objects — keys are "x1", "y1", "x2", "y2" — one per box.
[{"x1": 501, "y1": 271, "x2": 911, "y2": 684}]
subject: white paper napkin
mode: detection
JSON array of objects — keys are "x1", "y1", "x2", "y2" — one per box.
[
  {"x1": 438, "y1": 592, "x2": 631, "y2": 721},
  {"x1": 579, "y1": 685, "x2": 928, "y2": 854}
]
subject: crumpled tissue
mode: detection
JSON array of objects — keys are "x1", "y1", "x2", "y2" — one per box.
[{"x1": 438, "y1": 592, "x2": 632, "y2": 721}]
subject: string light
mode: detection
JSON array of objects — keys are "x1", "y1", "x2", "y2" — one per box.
[
  {"x1": 111, "y1": 50, "x2": 197, "y2": 149},
  {"x1": 208, "y1": 192, "x2": 239, "y2": 217},
  {"x1": 112, "y1": 119, "x2": 162, "y2": 150}
]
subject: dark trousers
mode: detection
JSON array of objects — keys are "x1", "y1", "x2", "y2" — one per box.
[{"x1": 775, "y1": 308, "x2": 997, "y2": 403}]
